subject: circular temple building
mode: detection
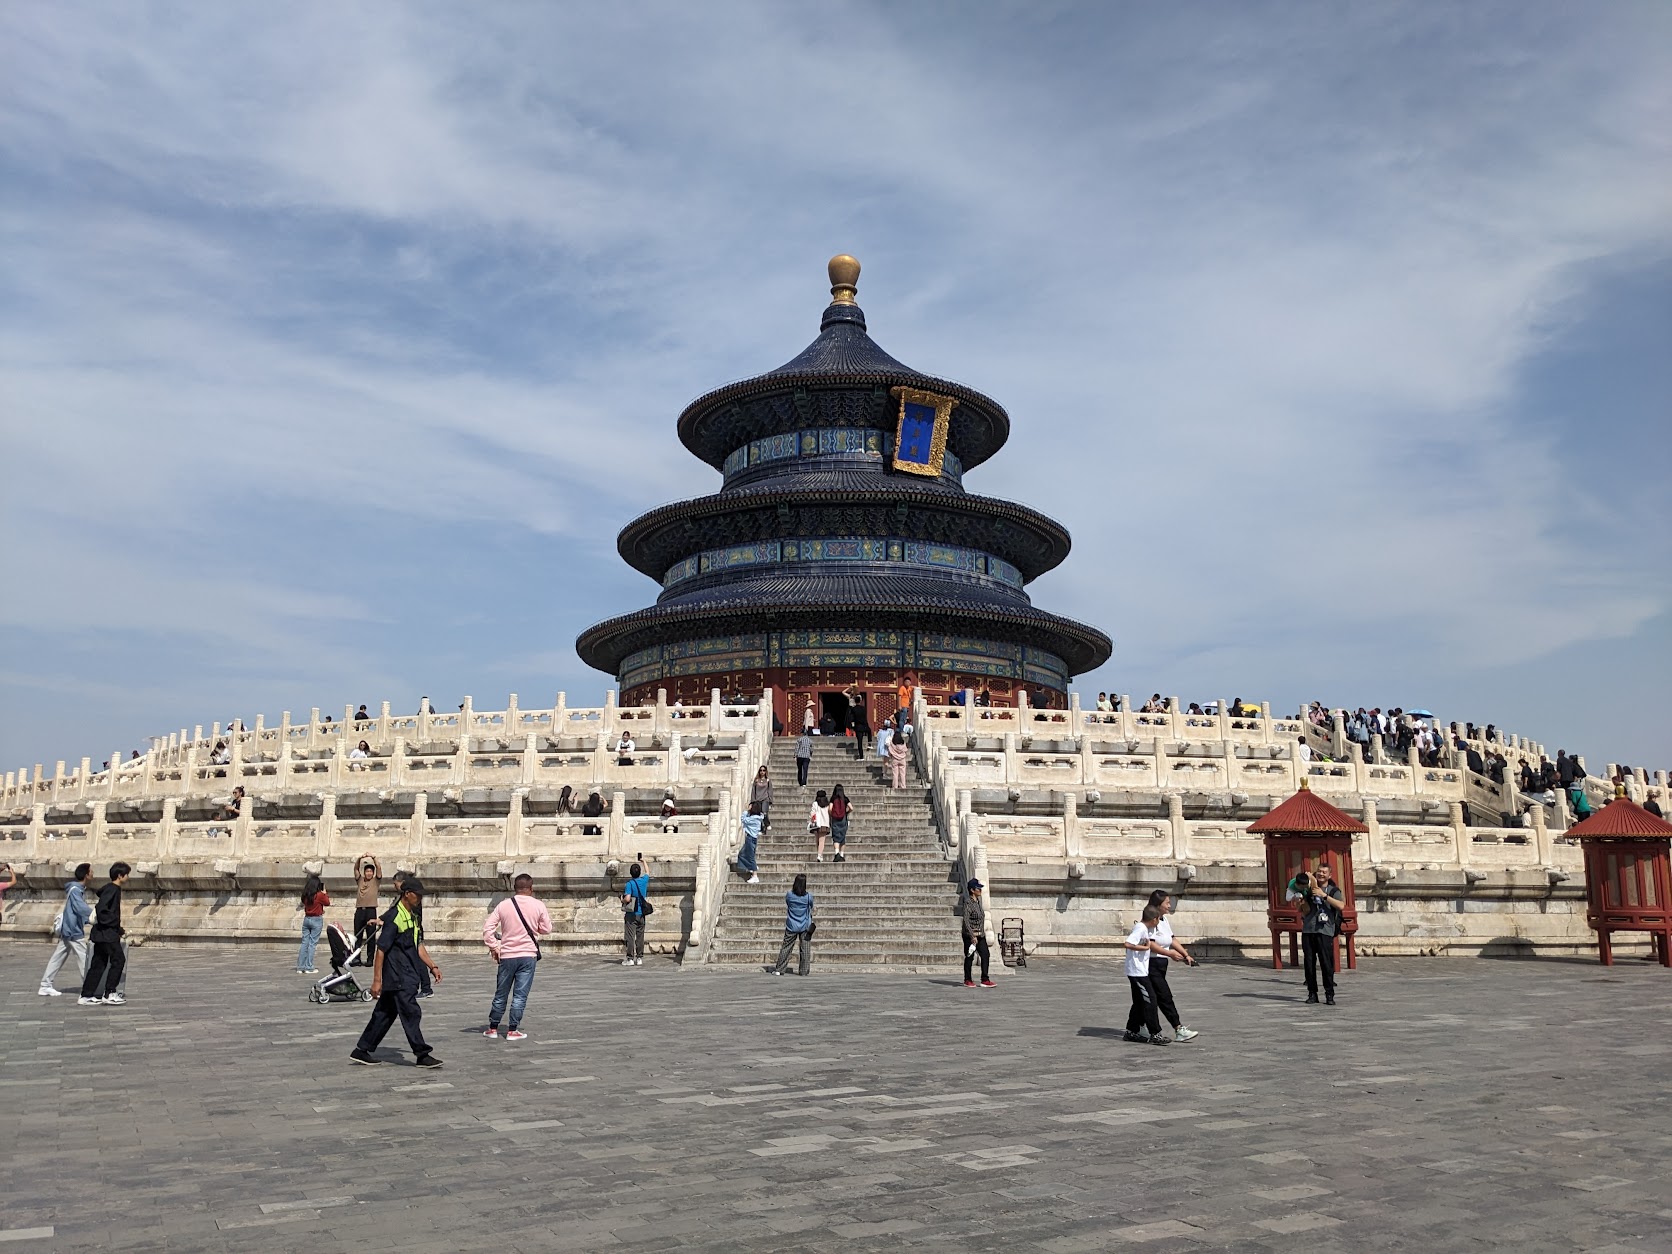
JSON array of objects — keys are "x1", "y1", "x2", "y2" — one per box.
[{"x1": 577, "y1": 256, "x2": 1112, "y2": 732}]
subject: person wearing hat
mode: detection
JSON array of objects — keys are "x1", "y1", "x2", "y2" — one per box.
[
  {"x1": 962, "y1": 879, "x2": 994, "y2": 987},
  {"x1": 351, "y1": 876, "x2": 443, "y2": 1067}
]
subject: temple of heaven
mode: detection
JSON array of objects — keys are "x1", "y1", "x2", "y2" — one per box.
[{"x1": 576, "y1": 255, "x2": 1111, "y2": 732}]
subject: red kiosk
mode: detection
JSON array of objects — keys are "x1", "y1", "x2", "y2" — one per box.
[
  {"x1": 1250, "y1": 780, "x2": 1365, "y2": 971},
  {"x1": 1566, "y1": 791, "x2": 1672, "y2": 967}
]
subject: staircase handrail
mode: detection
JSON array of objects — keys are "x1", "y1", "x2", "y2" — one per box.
[
  {"x1": 913, "y1": 690, "x2": 995, "y2": 951},
  {"x1": 685, "y1": 688, "x2": 773, "y2": 964}
]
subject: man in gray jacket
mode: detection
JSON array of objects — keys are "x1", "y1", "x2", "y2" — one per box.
[
  {"x1": 795, "y1": 731, "x2": 814, "y2": 788},
  {"x1": 38, "y1": 863, "x2": 94, "y2": 996}
]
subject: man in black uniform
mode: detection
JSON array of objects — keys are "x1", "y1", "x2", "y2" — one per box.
[{"x1": 350, "y1": 877, "x2": 443, "y2": 1067}]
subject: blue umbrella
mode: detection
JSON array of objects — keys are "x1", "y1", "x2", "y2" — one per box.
[{"x1": 1407, "y1": 708, "x2": 1434, "y2": 718}]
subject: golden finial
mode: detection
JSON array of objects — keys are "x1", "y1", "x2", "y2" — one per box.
[
  {"x1": 1298, "y1": 778, "x2": 1311, "y2": 791},
  {"x1": 828, "y1": 254, "x2": 860, "y2": 305},
  {"x1": 1616, "y1": 783, "x2": 1627, "y2": 799}
]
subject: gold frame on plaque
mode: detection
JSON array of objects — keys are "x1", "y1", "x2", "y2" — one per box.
[{"x1": 889, "y1": 386, "x2": 956, "y2": 477}]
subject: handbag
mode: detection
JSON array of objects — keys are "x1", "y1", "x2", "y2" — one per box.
[{"x1": 507, "y1": 897, "x2": 542, "y2": 963}]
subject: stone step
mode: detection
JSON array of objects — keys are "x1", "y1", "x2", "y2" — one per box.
[
  {"x1": 712, "y1": 950, "x2": 965, "y2": 966},
  {"x1": 714, "y1": 740, "x2": 946, "y2": 968},
  {"x1": 722, "y1": 882, "x2": 963, "y2": 896},
  {"x1": 718, "y1": 915, "x2": 957, "y2": 931},
  {"x1": 731, "y1": 866, "x2": 954, "y2": 880}
]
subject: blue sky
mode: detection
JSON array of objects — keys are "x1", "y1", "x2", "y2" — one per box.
[{"x1": 2, "y1": 2, "x2": 1669, "y2": 775}]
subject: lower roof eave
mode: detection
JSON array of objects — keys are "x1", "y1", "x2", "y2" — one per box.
[{"x1": 576, "y1": 601, "x2": 1112, "y2": 677}]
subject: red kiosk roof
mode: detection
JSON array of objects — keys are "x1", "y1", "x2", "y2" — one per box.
[
  {"x1": 1566, "y1": 796, "x2": 1672, "y2": 839},
  {"x1": 1247, "y1": 781, "x2": 1368, "y2": 834}
]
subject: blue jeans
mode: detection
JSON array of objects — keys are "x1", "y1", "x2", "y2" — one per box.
[
  {"x1": 738, "y1": 832, "x2": 758, "y2": 874},
  {"x1": 298, "y1": 915, "x2": 324, "y2": 970},
  {"x1": 490, "y1": 956, "x2": 537, "y2": 1029}
]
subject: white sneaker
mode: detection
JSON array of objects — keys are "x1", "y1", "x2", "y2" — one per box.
[
  {"x1": 39, "y1": 988, "x2": 62, "y2": 996},
  {"x1": 102, "y1": 993, "x2": 127, "y2": 1006},
  {"x1": 1174, "y1": 1026, "x2": 1199, "y2": 1041},
  {"x1": 78, "y1": 996, "x2": 102, "y2": 1005},
  {"x1": 621, "y1": 958, "x2": 633, "y2": 966},
  {"x1": 634, "y1": 958, "x2": 643, "y2": 966},
  {"x1": 747, "y1": 874, "x2": 760, "y2": 884},
  {"x1": 816, "y1": 855, "x2": 823, "y2": 862}
]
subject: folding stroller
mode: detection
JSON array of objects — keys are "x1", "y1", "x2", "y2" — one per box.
[{"x1": 308, "y1": 922, "x2": 374, "y2": 1004}]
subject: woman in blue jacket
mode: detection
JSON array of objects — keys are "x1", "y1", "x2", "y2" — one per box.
[
  {"x1": 771, "y1": 874, "x2": 814, "y2": 976},
  {"x1": 737, "y1": 803, "x2": 762, "y2": 884},
  {"x1": 38, "y1": 863, "x2": 94, "y2": 995}
]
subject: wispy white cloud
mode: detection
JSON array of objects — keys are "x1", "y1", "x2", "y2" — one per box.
[{"x1": 1, "y1": 1, "x2": 1668, "y2": 771}]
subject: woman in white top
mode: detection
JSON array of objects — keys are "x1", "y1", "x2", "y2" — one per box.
[
  {"x1": 616, "y1": 732, "x2": 635, "y2": 766},
  {"x1": 349, "y1": 740, "x2": 371, "y2": 771},
  {"x1": 660, "y1": 790, "x2": 678, "y2": 833},
  {"x1": 808, "y1": 789, "x2": 832, "y2": 862},
  {"x1": 1145, "y1": 889, "x2": 1199, "y2": 1041}
]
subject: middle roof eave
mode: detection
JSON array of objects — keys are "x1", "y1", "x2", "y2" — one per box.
[{"x1": 617, "y1": 483, "x2": 1073, "y2": 582}]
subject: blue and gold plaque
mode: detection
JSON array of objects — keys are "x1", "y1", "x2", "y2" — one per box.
[{"x1": 889, "y1": 386, "x2": 956, "y2": 477}]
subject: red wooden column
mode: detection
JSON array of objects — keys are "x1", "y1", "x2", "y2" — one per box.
[
  {"x1": 1567, "y1": 792, "x2": 1672, "y2": 968},
  {"x1": 1249, "y1": 780, "x2": 1366, "y2": 971}
]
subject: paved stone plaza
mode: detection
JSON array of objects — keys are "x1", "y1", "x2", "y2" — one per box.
[{"x1": 4, "y1": 946, "x2": 1671, "y2": 1252}]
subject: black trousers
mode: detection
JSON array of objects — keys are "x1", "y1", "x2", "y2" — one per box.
[
  {"x1": 853, "y1": 730, "x2": 870, "y2": 758},
  {"x1": 81, "y1": 939, "x2": 126, "y2": 998},
  {"x1": 1149, "y1": 956, "x2": 1181, "y2": 1029},
  {"x1": 1302, "y1": 932, "x2": 1336, "y2": 997},
  {"x1": 1126, "y1": 975, "x2": 1162, "y2": 1035},
  {"x1": 353, "y1": 906, "x2": 378, "y2": 936},
  {"x1": 964, "y1": 935, "x2": 990, "y2": 981},
  {"x1": 796, "y1": 757, "x2": 810, "y2": 786},
  {"x1": 355, "y1": 985, "x2": 431, "y2": 1058}
]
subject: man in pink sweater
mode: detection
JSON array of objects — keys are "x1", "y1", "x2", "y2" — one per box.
[{"x1": 482, "y1": 874, "x2": 553, "y2": 1041}]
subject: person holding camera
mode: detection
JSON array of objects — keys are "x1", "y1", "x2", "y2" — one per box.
[
  {"x1": 621, "y1": 854, "x2": 651, "y2": 967},
  {"x1": 1286, "y1": 858, "x2": 1345, "y2": 1005}
]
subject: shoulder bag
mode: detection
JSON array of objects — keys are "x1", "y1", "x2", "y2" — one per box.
[
  {"x1": 507, "y1": 897, "x2": 542, "y2": 962},
  {"x1": 627, "y1": 883, "x2": 655, "y2": 917}
]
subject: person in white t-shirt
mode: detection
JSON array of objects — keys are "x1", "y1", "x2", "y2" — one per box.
[
  {"x1": 1122, "y1": 906, "x2": 1171, "y2": 1044},
  {"x1": 1296, "y1": 736, "x2": 1313, "y2": 765},
  {"x1": 1145, "y1": 890, "x2": 1200, "y2": 1042}
]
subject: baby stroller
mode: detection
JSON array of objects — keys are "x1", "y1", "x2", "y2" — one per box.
[{"x1": 308, "y1": 923, "x2": 375, "y2": 1004}]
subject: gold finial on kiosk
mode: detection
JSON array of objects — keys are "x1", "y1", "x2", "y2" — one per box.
[{"x1": 828, "y1": 254, "x2": 860, "y2": 305}]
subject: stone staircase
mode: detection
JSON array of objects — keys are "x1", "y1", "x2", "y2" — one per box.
[{"x1": 706, "y1": 735, "x2": 964, "y2": 971}]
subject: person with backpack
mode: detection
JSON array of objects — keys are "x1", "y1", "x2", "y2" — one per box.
[
  {"x1": 621, "y1": 855, "x2": 652, "y2": 967},
  {"x1": 297, "y1": 873, "x2": 331, "y2": 974},
  {"x1": 79, "y1": 862, "x2": 131, "y2": 1006},
  {"x1": 482, "y1": 874, "x2": 553, "y2": 1041},
  {"x1": 771, "y1": 874, "x2": 815, "y2": 976},
  {"x1": 828, "y1": 784, "x2": 853, "y2": 863},
  {"x1": 38, "y1": 862, "x2": 94, "y2": 996}
]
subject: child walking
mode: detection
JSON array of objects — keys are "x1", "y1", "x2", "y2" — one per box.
[{"x1": 1122, "y1": 905, "x2": 1171, "y2": 1044}]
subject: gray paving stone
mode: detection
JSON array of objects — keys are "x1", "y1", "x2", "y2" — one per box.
[{"x1": 5, "y1": 948, "x2": 1672, "y2": 1250}]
